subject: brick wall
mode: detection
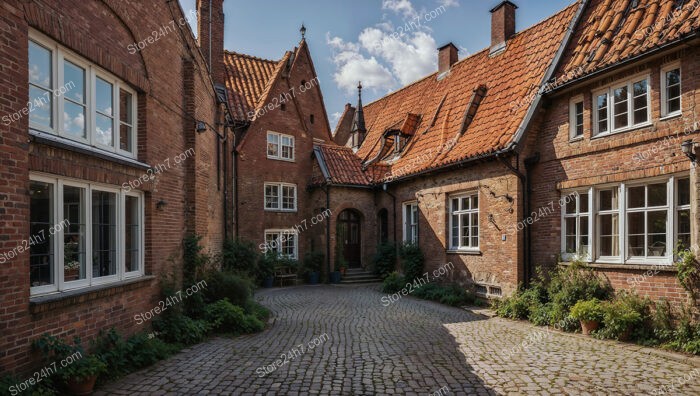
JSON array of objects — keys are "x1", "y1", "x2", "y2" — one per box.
[
  {"x1": 530, "y1": 46, "x2": 700, "y2": 304},
  {"x1": 0, "y1": 0, "x2": 226, "y2": 375}
]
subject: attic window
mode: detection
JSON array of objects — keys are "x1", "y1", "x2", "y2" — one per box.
[
  {"x1": 395, "y1": 135, "x2": 403, "y2": 153},
  {"x1": 460, "y1": 85, "x2": 488, "y2": 134}
]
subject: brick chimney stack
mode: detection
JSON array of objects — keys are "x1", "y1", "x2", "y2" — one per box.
[
  {"x1": 197, "y1": 0, "x2": 225, "y2": 84},
  {"x1": 490, "y1": 1, "x2": 517, "y2": 55},
  {"x1": 438, "y1": 43, "x2": 459, "y2": 75}
]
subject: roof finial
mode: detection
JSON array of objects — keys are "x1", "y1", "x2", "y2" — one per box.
[
  {"x1": 300, "y1": 23, "x2": 306, "y2": 40},
  {"x1": 358, "y1": 81, "x2": 363, "y2": 99}
]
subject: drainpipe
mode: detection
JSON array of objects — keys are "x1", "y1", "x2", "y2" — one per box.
[
  {"x1": 497, "y1": 153, "x2": 530, "y2": 287},
  {"x1": 382, "y1": 184, "x2": 398, "y2": 259},
  {"x1": 523, "y1": 153, "x2": 540, "y2": 286}
]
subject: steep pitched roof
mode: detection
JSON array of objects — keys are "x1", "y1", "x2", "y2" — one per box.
[
  {"x1": 554, "y1": 0, "x2": 700, "y2": 88},
  {"x1": 223, "y1": 51, "x2": 283, "y2": 121},
  {"x1": 314, "y1": 144, "x2": 371, "y2": 185},
  {"x1": 333, "y1": 104, "x2": 356, "y2": 147},
  {"x1": 333, "y1": 3, "x2": 578, "y2": 183}
]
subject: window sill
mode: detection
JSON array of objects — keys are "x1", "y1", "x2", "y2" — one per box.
[
  {"x1": 29, "y1": 275, "x2": 155, "y2": 314},
  {"x1": 264, "y1": 209, "x2": 298, "y2": 213},
  {"x1": 30, "y1": 130, "x2": 149, "y2": 170},
  {"x1": 266, "y1": 156, "x2": 296, "y2": 163},
  {"x1": 446, "y1": 249, "x2": 482, "y2": 256},
  {"x1": 659, "y1": 113, "x2": 683, "y2": 122},
  {"x1": 559, "y1": 261, "x2": 677, "y2": 272},
  {"x1": 569, "y1": 136, "x2": 584, "y2": 143},
  {"x1": 590, "y1": 122, "x2": 654, "y2": 140}
]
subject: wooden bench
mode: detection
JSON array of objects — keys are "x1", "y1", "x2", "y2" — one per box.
[{"x1": 274, "y1": 266, "x2": 297, "y2": 287}]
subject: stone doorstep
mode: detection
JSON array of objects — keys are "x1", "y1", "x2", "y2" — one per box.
[{"x1": 462, "y1": 307, "x2": 700, "y2": 368}]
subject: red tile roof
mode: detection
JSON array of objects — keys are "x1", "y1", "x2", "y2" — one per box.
[
  {"x1": 315, "y1": 145, "x2": 371, "y2": 185},
  {"x1": 223, "y1": 51, "x2": 283, "y2": 121},
  {"x1": 554, "y1": 0, "x2": 700, "y2": 87},
  {"x1": 336, "y1": 3, "x2": 579, "y2": 183}
]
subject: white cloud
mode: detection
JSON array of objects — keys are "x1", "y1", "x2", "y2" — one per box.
[
  {"x1": 382, "y1": 0, "x2": 418, "y2": 19},
  {"x1": 359, "y1": 28, "x2": 436, "y2": 86},
  {"x1": 438, "y1": 0, "x2": 459, "y2": 8}
]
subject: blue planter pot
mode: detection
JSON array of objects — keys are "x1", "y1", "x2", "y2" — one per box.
[
  {"x1": 262, "y1": 276, "x2": 274, "y2": 288},
  {"x1": 308, "y1": 271, "x2": 320, "y2": 285},
  {"x1": 330, "y1": 271, "x2": 341, "y2": 284}
]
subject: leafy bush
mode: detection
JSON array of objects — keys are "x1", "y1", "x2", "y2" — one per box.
[
  {"x1": 203, "y1": 270, "x2": 255, "y2": 307},
  {"x1": 675, "y1": 245, "x2": 700, "y2": 298},
  {"x1": 257, "y1": 251, "x2": 278, "y2": 283},
  {"x1": 382, "y1": 272, "x2": 406, "y2": 294},
  {"x1": 204, "y1": 299, "x2": 265, "y2": 334},
  {"x1": 152, "y1": 313, "x2": 210, "y2": 345},
  {"x1": 653, "y1": 300, "x2": 700, "y2": 354},
  {"x1": 244, "y1": 299, "x2": 271, "y2": 323},
  {"x1": 183, "y1": 235, "x2": 210, "y2": 283},
  {"x1": 570, "y1": 299, "x2": 604, "y2": 322},
  {"x1": 0, "y1": 375, "x2": 56, "y2": 395},
  {"x1": 400, "y1": 243, "x2": 424, "y2": 282},
  {"x1": 373, "y1": 243, "x2": 397, "y2": 279},
  {"x1": 222, "y1": 238, "x2": 259, "y2": 275},
  {"x1": 596, "y1": 297, "x2": 644, "y2": 340},
  {"x1": 33, "y1": 335, "x2": 107, "y2": 382},
  {"x1": 494, "y1": 286, "x2": 545, "y2": 321},
  {"x1": 412, "y1": 284, "x2": 475, "y2": 307},
  {"x1": 302, "y1": 251, "x2": 324, "y2": 276},
  {"x1": 545, "y1": 262, "x2": 613, "y2": 327}
]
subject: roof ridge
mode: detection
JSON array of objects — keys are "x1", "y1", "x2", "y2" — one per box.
[
  {"x1": 362, "y1": 2, "x2": 579, "y2": 110},
  {"x1": 224, "y1": 50, "x2": 279, "y2": 64}
]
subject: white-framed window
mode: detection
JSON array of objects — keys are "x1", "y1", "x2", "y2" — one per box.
[
  {"x1": 569, "y1": 96, "x2": 584, "y2": 139},
  {"x1": 562, "y1": 176, "x2": 689, "y2": 266},
  {"x1": 403, "y1": 202, "x2": 418, "y2": 243},
  {"x1": 266, "y1": 131, "x2": 294, "y2": 161},
  {"x1": 264, "y1": 230, "x2": 298, "y2": 259},
  {"x1": 593, "y1": 74, "x2": 650, "y2": 136},
  {"x1": 449, "y1": 193, "x2": 479, "y2": 251},
  {"x1": 264, "y1": 182, "x2": 297, "y2": 211},
  {"x1": 28, "y1": 31, "x2": 138, "y2": 158},
  {"x1": 562, "y1": 190, "x2": 591, "y2": 260},
  {"x1": 661, "y1": 63, "x2": 681, "y2": 118},
  {"x1": 29, "y1": 174, "x2": 144, "y2": 296}
]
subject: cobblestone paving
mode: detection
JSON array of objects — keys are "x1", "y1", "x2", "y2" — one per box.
[{"x1": 95, "y1": 285, "x2": 700, "y2": 395}]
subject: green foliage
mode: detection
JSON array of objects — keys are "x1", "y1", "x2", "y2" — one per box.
[
  {"x1": 152, "y1": 314, "x2": 210, "y2": 346},
  {"x1": 90, "y1": 328, "x2": 176, "y2": 382},
  {"x1": 33, "y1": 335, "x2": 107, "y2": 382},
  {"x1": 257, "y1": 251, "x2": 278, "y2": 283},
  {"x1": 413, "y1": 283, "x2": 475, "y2": 307},
  {"x1": 399, "y1": 243, "x2": 424, "y2": 282},
  {"x1": 204, "y1": 299, "x2": 265, "y2": 334},
  {"x1": 203, "y1": 270, "x2": 255, "y2": 307},
  {"x1": 494, "y1": 285, "x2": 546, "y2": 321},
  {"x1": 244, "y1": 299, "x2": 271, "y2": 323},
  {"x1": 222, "y1": 238, "x2": 259, "y2": 276},
  {"x1": 372, "y1": 243, "x2": 397, "y2": 279},
  {"x1": 302, "y1": 251, "x2": 324, "y2": 275},
  {"x1": 675, "y1": 244, "x2": 699, "y2": 298},
  {"x1": 382, "y1": 272, "x2": 406, "y2": 294},
  {"x1": 545, "y1": 261, "x2": 613, "y2": 325},
  {"x1": 183, "y1": 235, "x2": 209, "y2": 284},
  {"x1": 0, "y1": 375, "x2": 57, "y2": 395},
  {"x1": 595, "y1": 296, "x2": 644, "y2": 340},
  {"x1": 653, "y1": 300, "x2": 700, "y2": 354},
  {"x1": 569, "y1": 299, "x2": 604, "y2": 322}
]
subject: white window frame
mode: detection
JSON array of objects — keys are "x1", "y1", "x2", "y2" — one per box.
[
  {"x1": 403, "y1": 202, "x2": 419, "y2": 244},
  {"x1": 593, "y1": 73, "x2": 651, "y2": 137},
  {"x1": 28, "y1": 31, "x2": 138, "y2": 159},
  {"x1": 266, "y1": 131, "x2": 295, "y2": 161},
  {"x1": 561, "y1": 188, "x2": 592, "y2": 261},
  {"x1": 661, "y1": 62, "x2": 682, "y2": 118},
  {"x1": 562, "y1": 176, "x2": 688, "y2": 266},
  {"x1": 263, "y1": 182, "x2": 297, "y2": 212},
  {"x1": 29, "y1": 173, "x2": 144, "y2": 296},
  {"x1": 449, "y1": 193, "x2": 479, "y2": 251},
  {"x1": 569, "y1": 95, "x2": 584, "y2": 140},
  {"x1": 676, "y1": 177, "x2": 691, "y2": 251},
  {"x1": 264, "y1": 229, "x2": 298, "y2": 259}
]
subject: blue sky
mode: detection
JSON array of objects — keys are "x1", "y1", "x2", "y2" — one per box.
[{"x1": 178, "y1": 0, "x2": 575, "y2": 128}]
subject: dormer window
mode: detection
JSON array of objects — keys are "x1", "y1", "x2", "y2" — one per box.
[{"x1": 395, "y1": 135, "x2": 402, "y2": 153}]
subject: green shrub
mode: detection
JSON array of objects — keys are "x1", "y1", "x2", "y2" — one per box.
[
  {"x1": 411, "y1": 283, "x2": 475, "y2": 306},
  {"x1": 204, "y1": 299, "x2": 265, "y2": 334},
  {"x1": 152, "y1": 313, "x2": 210, "y2": 345},
  {"x1": 203, "y1": 270, "x2": 255, "y2": 307},
  {"x1": 675, "y1": 244, "x2": 700, "y2": 298},
  {"x1": 257, "y1": 251, "x2": 278, "y2": 283},
  {"x1": 222, "y1": 238, "x2": 259, "y2": 275},
  {"x1": 570, "y1": 299, "x2": 604, "y2": 322},
  {"x1": 596, "y1": 298, "x2": 644, "y2": 340},
  {"x1": 494, "y1": 286, "x2": 545, "y2": 321},
  {"x1": 529, "y1": 302, "x2": 555, "y2": 326},
  {"x1": 382, "y1": 272, "x2": 406, "y2": 294},
  {"x1": 652, "y1": 301, "x2": 700, "y2": 354},
  {"x1": 302, "y1": 251, "x2": 324, "y2": 277},
  {"x1": 373, "y1": 243, "x2": 397, "y2": 279},
  {"x1": 33, "y1": 335, "x2": 107, "y2": 383},
  {"x1": 244, "y1": 299, "x2": 271, "y2": 323},
  {"x1": 545, "y1": 262, "x2": 612, "y2": 326},
  {"x1": 1, "y1": 375, "x2": 57, "y2": 395},
  {"x1": 400, "y1": 243, "x2": 424, "y2": 282},
  {"x1": 183, "y1": 235, "x2": 210, "y2": 283}
]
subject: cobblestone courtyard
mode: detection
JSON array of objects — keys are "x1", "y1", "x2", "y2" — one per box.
[{"x1": 96, "y1": 285, "x2": 700, "y2": 395}]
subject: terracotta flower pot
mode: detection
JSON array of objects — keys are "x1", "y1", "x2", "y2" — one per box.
[
  {"x1": 66, "y1": 375, "x2": 98, "y2": 395},
  {"x1": 618, "y1": 326, "x2": 633, "y2": 342},
  {"x1": 580, "y1": 320, "x2": 600, "y2": 335}
]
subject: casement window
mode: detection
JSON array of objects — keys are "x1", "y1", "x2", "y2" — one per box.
[
  {"x1": 264, "y1": 230, "x2": 298, "y2": 259},
  {"x1": 449, "y1": 193, "x2": 479, "y2": 251},
  {"x1": 403, "y1": 202, "x2": 419, "y2": 244},
  {"x1": 264, "y1": 183, "x2": 297, "y2": 211},
  {"x1": 266, "y1": 131, "x2": 294, "y2": 161},
  {"x1": 29, "y1": 175, "x2": 143, "y2": 296},
  {"x1": 569, "y1": 96, "x2": 584, "y2": 139},
  {"x1": 562, "y1": 176, "x2": 689, "y2": 265},
  {"x1": 562, "y1": 190, "x2": 590, "y2": 259},
  {"x1": 593, "y1": 75, "x2": 650, "y2": 136},
  {"x1": 28, "y1": 32, "x2": 138, "y2": 158},
  {"x1": 661, "y1": 64, "x2": 681, "y2": 117}
]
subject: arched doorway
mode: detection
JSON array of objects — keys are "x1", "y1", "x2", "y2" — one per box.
[{"x1": 337, "y1": 209, "x2": 362, "y2": 268}]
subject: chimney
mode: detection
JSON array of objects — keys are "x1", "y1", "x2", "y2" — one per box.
[
  {"x1": 197, "y1": 0, "x2": 225, "y2": 84},
  {"x1": 438, "y1": 43, "x2": 459, "y2": 76},
  {"x1": 490, "y1": 1, "x2": 517, "y2": 55}
]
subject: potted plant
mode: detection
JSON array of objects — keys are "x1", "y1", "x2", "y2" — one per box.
[
  {"x1": 569, "y1": 299, "x2": 604, "y2": 335},
  {"x1": 600, "y1": 299, "x2": 643, "y2": 341},
  {"x1": 33, "y1": 334, "x2": 107, "y2": 395},
  {"x1": 258, "y1": 251, "x2": 276, "y2": 288},
  {"x1": 303, "y1": 251, "x2": 323, "y2": 285},
  {"x1": 339, "y1": 264, "x2": 347, "y2": 276}
]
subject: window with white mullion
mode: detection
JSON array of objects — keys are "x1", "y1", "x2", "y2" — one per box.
[
  {"x1": 625, "y1": 181, "x2": 669, "y2": 260},
  {"x1": 264, "y1": 182, "x2": 296, "y2": 211},
  {"x1": 60, "y1": 56, "x2": 88, "y2": 142},
  {"x1": 676, "y1": 177, "x2": 691, "y2": 251},
  {"x1": 562, "y1": 190, "x2": 590, "y2": 259},
  {"x1": 449, "y1": 194, "x2": 478, "y2": 250},
  {"x1": 662, "y1": 64, "x2": 682, "y2": 117},
  {"x1": 596, "y1": 187, "x2": 620, "y2": 260},
  {"x1": 593, "y1": 75, "x2": 650, "y2": 136},
  {"x1": 403, "y1": 202, "x2": 419, "y2": 244},
  {"x1": 28, "y1": 40, "x2": 55, "y2": 130}
]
